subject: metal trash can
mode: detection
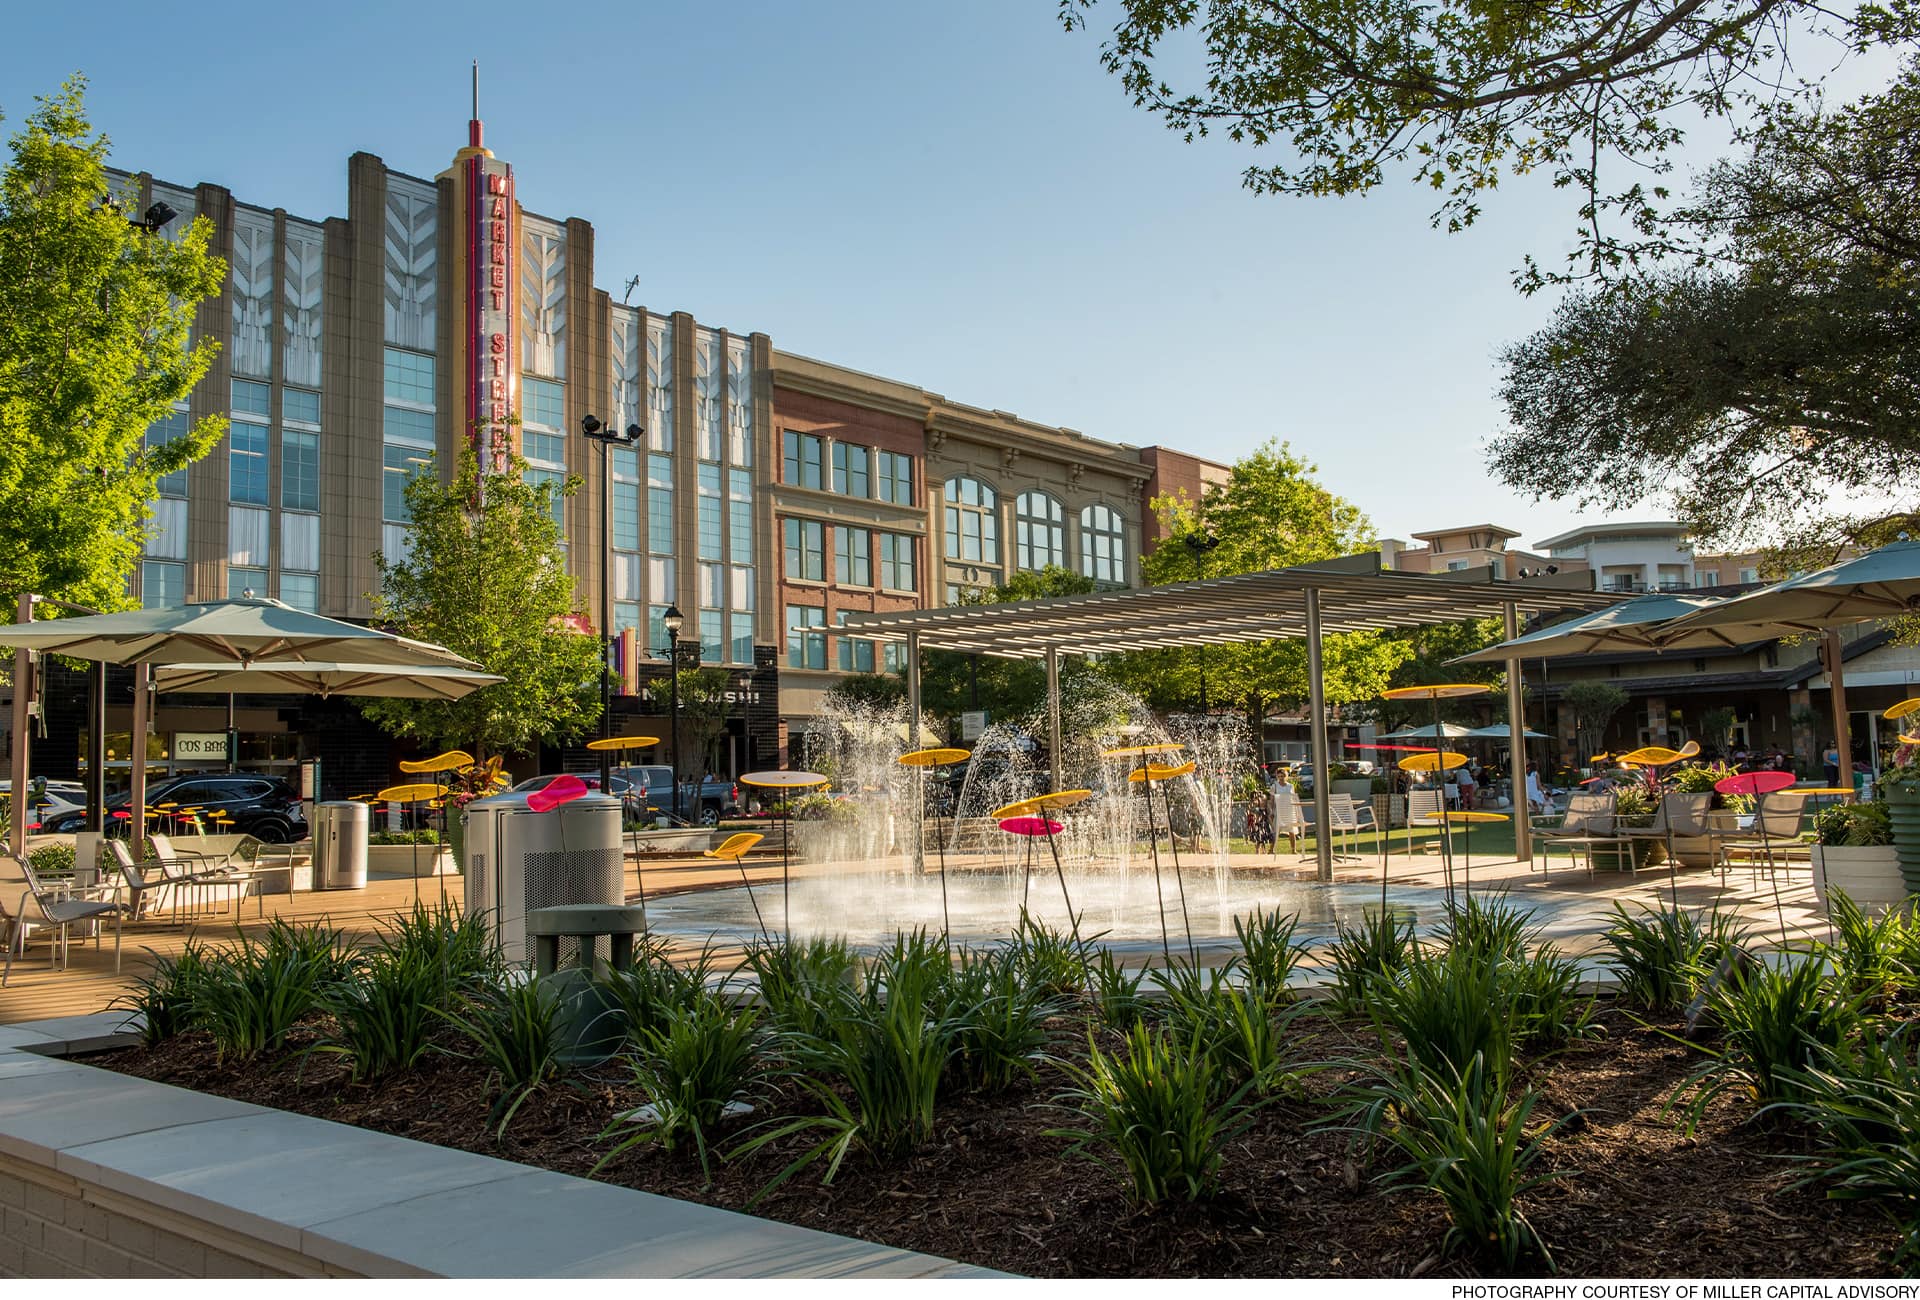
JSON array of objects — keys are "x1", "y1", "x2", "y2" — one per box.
[
  {"x1": 313, "y1": 801, "x2": 369, "y2": 890},
  {"x1": 463, "y1": 790, "x2": 623, "y2": 963}
]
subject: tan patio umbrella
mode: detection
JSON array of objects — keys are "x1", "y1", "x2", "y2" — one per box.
[
  {"x1": 1648, "y1": 539, "x2": 1920, "y2": 783},
  {"x1": 0, "y1": 598, "x2": 484, "y2": 856},
  {"x1": 154, "y1": 662, "x2": 503, "y2": 700}
]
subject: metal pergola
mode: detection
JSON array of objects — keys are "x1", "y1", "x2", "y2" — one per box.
[{"x1": 835, "y1": 553, "x2": 1618, "y2": 880}]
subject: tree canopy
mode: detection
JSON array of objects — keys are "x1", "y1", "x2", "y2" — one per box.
[
  {"x1": 919, "y1": 567, "x2": 1101, "y2": 724},
  {"x1": 0, "y1": 78, "x2": 226, "y2": 613},
  {"x1": 1058, "y1": 0, "x2": 1917, "y2": 285},
  {"x1": 360, "y1": 444, "x2": 602, "y2": 758},
  {"x1": 1491, "y1": 60, "x2": 1920, "y2": 557}
]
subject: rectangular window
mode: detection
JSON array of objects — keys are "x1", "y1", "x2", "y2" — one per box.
[
  {"x1": 282, "y1": 429, "x2": 319, "y2": 512},
  {"x1": 231, "y1": 378, "x2": 270, "y2": 419},
  {"x1": 647, "y1": 454, "x2": 673, "y2": 554},
  {"x1": 879, "y1": 533, "x2": 916, "y2": 591},
  {"x1": 280, "y1": 572, "x2": 318, "y2": 612},
  {"x1": 525, "y1": 467, "x2": 565, "y2": 528},
  {"x1": 613, "y1": 481, "x2": 640, "y2": 548},
  {"x1": 699, "y1": 562, "x2": 724, "y2": 609},
  {"x1": 835, "y1": 614, "x2": 876, "y2": 673},
  {"x1": 834, "y1": 526, "x2": 871, "y2": 587},
  {"x1": 786, "y1": 604, "x2": 826, "y2": 669},
  {"x1": 730, "y1": 612, "x2": 754, "y2": 666},
  {"x1": 383, "y1": 444, "x2": 430, "y2": 523},
  {"x1": 728, "y1": 468, "x2": 752, "y2": 563},
  {"x1": 282, "y1": 388, "x2": 321, "y2": 427},
  {"x1": 697, "y1": 464, "x2": 722, "y2": 560},
  {"x1": 612, "y1": 600, "x2": 641, "y2": 635},
  {"x1": 882, "y1": 641, "x2": 906, "y2": 673},
  {"x1": 730, "y1": 564, "x2": 754, "y2": 611},
  {"x1": 383, "y1": 406, "x2": 435, "y2": 446},
  {"x1": 147, "y1": 409, "x2": 191, "y2": 497},
  {"x1": 782, "y1": 430, "x2": 823, "y2": 489},
  {"x1": 524, "y1": 376, "x2": 565, "y2": 430},
  {"x1": 877, "y1": 450, "x2": 914, "y2": 505},
  {"x1": 383, "y1": 348, "x2": 436, "y2": 407},
  {"x1": 228, "y1": 566, "x2": 268, "y2": 600},
  {"x1": 699, "y1": 609, "x2": 724, "y2": 665},
  {"x1": 784, "y1": 518, "x2": 824, "y2": 582},
  {"x1": 523, "y1": 430, "x2": 566, "y2": 465},
  {"x1": 228, "y1": 421, "x2": 269, "y2": 505},
  {"x1": 648, "y1": 605, "x2": 671, "y2": 658},
  {"x1": 831, "y1": 443, "x2": 870, "y2": 497},
  {"x1": 142, "y1": 560, "x2": 185, "y2": 609}
]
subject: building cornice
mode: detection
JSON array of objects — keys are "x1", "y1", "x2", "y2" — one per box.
[{"x1": 769, "y1": 484, "x2": 929, "y2": 533}]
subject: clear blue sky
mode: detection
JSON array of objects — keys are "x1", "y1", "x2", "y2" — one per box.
[{"x1": 3, "y1": 0, "x2": 1888, "y2": 547}]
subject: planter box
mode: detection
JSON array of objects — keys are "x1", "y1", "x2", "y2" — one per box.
[
  {"x1": 366, "y1": 842, "x2": 455, "y2": 877},
  {"x1": 1811, "y1": 843, "x2": 1909, "y2": 916},
  {"x1": 1331, "y1": 778, "x2": 1373, "y2": 802}
]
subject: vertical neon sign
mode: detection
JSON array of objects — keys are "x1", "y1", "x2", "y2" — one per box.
[{"x1": 464, "y1": 119, "x2": 514, "y2": 471}]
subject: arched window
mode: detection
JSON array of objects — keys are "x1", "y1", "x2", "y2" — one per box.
[
  {"x1": 943, "y1": 476, "x2": 999, "y2": 563},
  {"x1": 1080, "y1": 504, "x2": 1127, "y2": 584},
  {"x1": 1015, "y1": 491, "x2": 1065, "y2": 571}
]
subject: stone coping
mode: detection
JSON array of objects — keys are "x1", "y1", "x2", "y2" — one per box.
[{"x1": 0, "y1": 1012, "x2": 999, "y2": 1278}]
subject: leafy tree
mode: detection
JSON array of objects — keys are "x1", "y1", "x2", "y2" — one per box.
[
  {"x1": 1565, "y1": 681, "x2": 1630, "y2": 759},
  {"x1": 823, "y1": 671, "x2": 907, "y2": 712},
  {"x1": 671, "y1": 664, "x2": 734, "y2": 778},
  {"x1": 1056, "y1": 0, "x2": 1918, "y2": 285},
  {"x1": 0, "y1": 78, "x2": 226, "y2": 612},
  {"x1": 360, "y1": 443, "x2": 601, "y2": 758},
  {"x1": 1492, "y1": 62, "x2": 1920, "y2": 557},
  {"x1": 1105, "y1": 441, "x2": 1410, "y2": 728},
  {"x1": 919, "y1": 566, "x2": 1101, "y2": 726}
]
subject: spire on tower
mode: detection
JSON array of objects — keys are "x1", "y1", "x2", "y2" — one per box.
[{"x1": 468, "y1": 60, "x2": 483, "y2": 149}]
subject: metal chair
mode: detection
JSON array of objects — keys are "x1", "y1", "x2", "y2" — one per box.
[
  {"x1": 1, "y1": 854, "x2": 121, "y2": 986},
  {"x1": 1720, "y1": 791, "x2": 1811, "y2": 878},
  {"x1": 1325, "y1": 794, "x2": 1375, "y2": 862},
  {"x1": 108, "y1": 838, "x2": 175, "y2": 923}
]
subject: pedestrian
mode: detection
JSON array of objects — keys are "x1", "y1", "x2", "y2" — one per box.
[
  {"x1": 1456, "y1": 762, "x2": 1477, "y2": 811},
  {"x1": 1524, "y1": 762, "x2": 1547, "y2": 813},
  {"x1": 1823, "y1": 743, "x2": 1841, "y2": 788}
]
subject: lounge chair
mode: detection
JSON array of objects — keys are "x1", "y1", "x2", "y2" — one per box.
[
  {"x1": 1, "y1": 854, "x2": 121, "y2": 986},
  {"x1": 1532, "y1": 790, "x2": 1631, "y2": 875},
  {"x1": 1720, "y1": 791, "x2": 1811, "y2": 878}
]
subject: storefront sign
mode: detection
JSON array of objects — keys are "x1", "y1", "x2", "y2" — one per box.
[
  {"x1": 464, "y1": 130, "x2": 516, "y2": 468},
  {"x1": 174, "y1": 732, "x2": 229, "y2": 762},
  {"x1": 961, "y1": 711, "x2": 988, "y2": 741}
]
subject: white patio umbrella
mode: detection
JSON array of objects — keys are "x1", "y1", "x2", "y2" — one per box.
[
  {"x1": 1648, "y1": 539, "x2": 1920, "y2": 779},
  {"x1": 154, "y1": 662, "x2": 503, "y2": 700},
  {"x1": 0, "y1": 598, "x2": 484, "y2": 854},
  {"x1": 1449, "y1": 592, "x2": 1729, "y2": 665},
  {"x1": 1377, "y1": 722, "x2": 1480, "y2": 740},
  {"x1": 1462, "y1": 724, "x2": 1550, "y2": 740}
]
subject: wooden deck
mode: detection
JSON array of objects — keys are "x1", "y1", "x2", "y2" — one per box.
[{"x1": 1, "y1": 844, "x2": 1829, "y2": 1027}]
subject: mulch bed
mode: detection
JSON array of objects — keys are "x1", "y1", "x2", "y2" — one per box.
[{"x1": 92, "y1": 1002, "x2": 1905, "y2": 1278}]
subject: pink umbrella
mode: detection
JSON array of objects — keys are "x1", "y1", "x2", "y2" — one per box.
[
  {"x1": 998, "y1": 815, "x2": 1064, "y2": 837},
  {"x1": 527, "y1": 774, "x2": 589, "y2": 813}
]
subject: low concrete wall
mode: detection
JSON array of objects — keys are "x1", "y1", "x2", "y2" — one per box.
[{"x1": 0, "y1": 1015, "x2": 997, "y2": 1279}]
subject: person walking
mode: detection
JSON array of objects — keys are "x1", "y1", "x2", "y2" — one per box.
[{"x1": 1824, "y1": 743, "x2": 1841, "y2": 788}]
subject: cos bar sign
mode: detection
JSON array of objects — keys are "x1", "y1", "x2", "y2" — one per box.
[{"x1": 173, "y1": 732, "x2": 229, "y2": 761}]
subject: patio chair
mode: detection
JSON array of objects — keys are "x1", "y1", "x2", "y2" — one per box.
[
  {"x1": 108, "y1": 838, "x2": 175, "y2": 923},
  {"x1": 1531, "y1": 790, "x2": 1630, "y2": 876},
  {"x1": 1664, "y1": 793, "x2": 1734, "y2": 876},
  {"x1": 1270, "y1": 787, "x2": 1307, "y2": 854},
  {"x1": 1620, "y1": 792, "x2": 1714, "y2": 874},
  {"x1": 1720, "y1": 791, "x2": 1811, "y2": 879},
  {"x1": 1, "y1": 854, "x2": 121, "y2": 986},
  {"x1": 1405, "y1": 790, "x2": 1446, "y2": 855},
  {"x1": 1326, "y1": 794, "x2": 1375, "y2": 862},
  {"x1": 152, "y1": 832, "x2": 267, "y2": 918}
]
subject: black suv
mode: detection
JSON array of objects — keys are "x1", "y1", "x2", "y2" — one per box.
[{"x1": 43, "y1": 773, "x2": 309, "y2": 843}]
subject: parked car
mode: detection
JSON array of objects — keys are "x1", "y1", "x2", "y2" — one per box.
[
  {"x1": 42, "y1": 773, "x2": 309, "y2": 843},
  {"x1": 612, "y1": 765, "x2": 741, "y2": 826},
  {"x1": 0, "y1": 779, "x2": 87, "y2": 826}
]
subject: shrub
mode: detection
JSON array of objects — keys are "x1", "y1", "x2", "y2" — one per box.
[
  {"x1": 1002, "y1": 912, "x2": 1088, "y2": 997},
  {"x1": 320, "y1": 950, "x2": 446, "y2": 1081},
  {"x1": 599, "y1": 944, "x2": 723, "y2": 1045},
  {"x1": 1824, "y1": 893, "x2": 1919, "y2": 1003},
  {"x1": 1438, "y1": 893, "x2": 1536, "y2": 966},
  {"x1": 1365, "y1": 941, "x2": 1519, "y2": 1090},
  {"x1": 1814, "y1": 800, "x2": 1892, "y2": 847},
  {"x1": 1048, "y1": 1021, "x2": 1262, "y2": 1205},
  {"x1": 1603, "y1": 902, "x2": 1751, "y2": 1012},
  {"x1": 443, "y1": 980, "x2": 567, "y2": 1136},
  {"x1": 941, "y1": 948, "x2": 1060, "y2": 1093},
  {"x1": 1335, "y1": 1054, "x2": 1566, "y2": 1270},
  {"x1": 741, "y1": 935, "x2": 859, "y2": 1041},
  {"x1": 26, "y1": 842, "x2": 75, "y2": 879},
  {"x1": 113, "y1": 941, "x2": 212, "y2": 1046},
  {"x1": 377, "y1": 901, "x2": 503, "y2": 995},
  {"x1": 1087, "y1": 948, "x2": 1149, "y2": 1031},
  {"x1": 192, "y1": 933, "x2": 336, "y2": 1062},
  {"x1": 369, "y1": 829, "x2": 443, "y2": 846},
  {"x1": 1153, "y1": 959, "x2": 1297, "y2": 1094},
  {"x1": 1233, "y1": 907, "x2": 1306, "y2": 1003},
  {"x1": 1327, "y1": 909, "x2": 1416, "y2": 1014},
  {"x1": 598, "y1": 994, "x2": 762, "y2": 1181}
]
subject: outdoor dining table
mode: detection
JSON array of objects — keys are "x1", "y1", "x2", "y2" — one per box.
[{"x1": 1418, "y1": 809, "x2": 1509, "y2": 894}]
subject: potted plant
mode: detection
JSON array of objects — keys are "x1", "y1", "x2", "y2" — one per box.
[
  {"x1": 1810, "y1": 800, "x2": 1904, "y2": 915},
  {"x1": 1610, "y1": 782, "x2": 1665, "y2": 868},
  {"x1": 366, "y1": 828, "x2": 453, "y2": 877}
]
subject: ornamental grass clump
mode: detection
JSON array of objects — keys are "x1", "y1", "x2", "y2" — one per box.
[
  {"x1": 1326, "y1": 908, "x2": 1416, "y2": 1014},
  {"x1": 1048, "y1": 1020, "x2": 1262, "y2": 1206},
  {"x1": 1602, "y1": 902, "x2": 1750, "y2": 1012},
  {"x1": 1003, "y1": 912, "x2": 1088, "y2": 997},
  {"x1": 113, "y1": 940, "x2": 212, "y2": 1046},
  {"x1": 1086, "y1": 947, "x2": 1149, "y2": 1031},
  {"x1": 1153, "y1": 958, "x2": 1301, "y2": 1095},
  {"x1": 192, "y1": 928, "x2": 342, "y2": 1063},
  {"x1": 1824, "y1": 893, "x2": 1920, "y2": 1004},
  {"x1": 941, "y1": 947, "x2": 1061, "y2": 1093},
  {"x1": 320, "y1": 948, "x2": 447, "y2": 1082},
  {"x1": 377, "y1": 900, "x2": 504, "y2": 995},
  {"x1": 598, "y1": 943, "x2": 723, "y2": 1045},
  {"x1": 742, "y1": 934, "x2": 859, "y2": 1041},
  {"x1": 1233, "y1": 906, "x2": 1306, "y2": 1004},
  {"x1": 598, "y1": 992, "x2": 762, "y2": 1181},
  {"x1": 1364, "y1": 940, "x2": 1520, "y2": 1091},
  {"x1": 442, "y1": 979, "x2": 567, "y2": 1136}
]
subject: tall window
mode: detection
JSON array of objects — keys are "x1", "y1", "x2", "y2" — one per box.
[
  {"x1": 877, "y1": 450, "x2": 913, "y2": 505},
  {"x1": 228, "y1": 421, "x2": 269, "y2": 505},
  {"x1": 728, "y1": 468, "x2": 752, "y2": 562},
  {"x1": 832, "y1": 443, "x2": 870, "y2": 497},
  {"x1": 879, "y1": 533, "x2": 916, "y2": 592},
  {"x1": 384, "y1": 445, "x2": 431, "y2": 522},
  {"x1": 1015, "y1": 491, "x2": 1065, "y2": 571},
  {"x1": 382, "y1": 348, "x2": 435, "y2": 524},
  {"x1": 1079, "y1": 504, "x2": 1127, "y2": 585},
  {"x1": 785, "y1": 518, "x2": 825, "y2": 582},
  {"x1": 836, "y1": 612, "x2": 876, "y2": 672},
  {"x1": 142, "y1": 561, "x2": 185, "y2": 609},
  {"x1": 280, "y1": 572, "x2": 318, "y2": 612},
  {"x1": 383, "y1": 349, "x2": 436, "y2": 406},
  {"x1": 521, "y1": 377, "x2": 566, "y2": 528},
  {"x1": 146, "y1": 409, "x2": 192, "y2": 497},
  {"x1": 835, "y1": 526, "x2": 871, "y2": 587},
  {"x1": 697, "y1": 465, "x2": 722, "y2": 559},
  {"x1": 282, "y1": 388, "x2": 321, "y2": 512},
  {"x1": 647, "y1": 455, "x2": 674, "y2": 554},
  {"x1": 943, "y1": 477, "x2": 998, "y2": 563},
  {"x1": 783, "y1": 430, "x2": 823, "y2": 489},
  {"x1": 786, "y1": 604, "x2": 826, "y2": 669}
]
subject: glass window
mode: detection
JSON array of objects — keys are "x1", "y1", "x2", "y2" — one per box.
[
  {"x1": 142, "y1": 560, "x2": 185, "y2": 609},
  {"x1": 730, "y1": 564, "x2": 754, "y2": 611},
  {"x1": 383, "y1": 444, "x2": 431, "y2": 523},
  {"x1": 782, "y1": 430, "x2": 823, "y2": 490},
  {"x1": 525, "y1": 467, "x2": 565, "y2": 528},
  {"x1": 282, "y1": 429, "x2": 319, "y2": 512},
  {"x1": 283, "y1": 387, "x2": 320, "y2": 427},
  {"x1": 879, "y1": 533, "x2": 916, "y2": 592},
  {"x1": 699, "y1": 608, "x2": 724, "y2": 664},
  {"x1": 228, "y1": 566, "x2": 268, "y2": 600},
  {"x1": 383, "y1": 348, "x2": 436, "y2": 407},
  {"x1": 524, "y1": 376, "x2": 564, "y2": 429},
  {"x1": 1079, "y1": 504, "x2": 1127, "y2": 585},
  {"x1": 647, "y1": 454, "x2": 673, "y2": 554},
  {"x1": 613, "y1": 481, "x2": 640, "y2": 548},
  {"x1": 728, "y1": 469, "x2": 752, "y2": 563},
  {"x1": 877, "y1": 450, "x2": 913, "y2": 505},
  {"x1": 523, "y1": 430, "x2": 565, "y2": 465},
  {"x1": 231, "y1": 378, "x2": 271, "y2": 418},
  {"x1": 943, "y1": 477, "x2": 998, "y2": 563},
  {"x1": 784, "y1": 518, "x2": 824, "y2": 582},
  {"x1": 1014, "y1": 491, "x2": 1065, "y2": 571},
  {"x1": 383, "y1": 406, "x2": 435, "y2": 446},
  {"x1": 280, "y1": 572, "x2": 318, "y2": 612},
  {"x1": 648, "y1": 604, "x2": 672, "y2": 657},
  {"x1": 699, "y1": 562, "x2": 724, "y2": 609},
  {"x1": 832, "y1": 443, "x2": 870, "y2": 497},
  {"x1": 835, "y1": 613, "x2": 876, "y2": 673},
  {"x1": 883, "y1": 641, "x2": 906, "y2": 673},
  {"x1": 146, "y1": 409, "x2": 191, "y2": 497},
  {"x1": 786, "y1": 604, "x2": 826, "y2": 669},
  {"x1": 730, "y1": 612, "x2": 754, "y2": 666},
  {"x1": 834, "y1": 526, "x2": 871, "y2": 587},
  {"x1": 613, "y1": 600, "x2": 641, "y2": 635},
  {"x1": 228, "y1": 421, "x2": 269, "y2": 505},
  {"x1": 697, "y1": 465, "x2": 722, "y2": 560}
]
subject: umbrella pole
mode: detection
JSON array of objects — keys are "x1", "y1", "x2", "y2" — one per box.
[
  {"x1": 1659, "y1": 770, "x2": 1680, "y2": 912},
  {"x1": 737, "y1": 852, "x2": 769, "y2": 946},
  {"x1": 1021, "y1": 830, "x2": 1034, "y2": 917},
  {"x1": 1139, "y1": 757, "x2": 1172, "y2": 965},
  {"x1": 1161, "y1": 780, "x2": 1196, "y2": 965},
  {"x1": 1755, "y1": 796, "x2": 1788, "y2": 944},
  {"x1": 1038, "y1": 816, "x2": 1090, "y2": 979},
  {"x1": 782, "y1": 804, "x2": 792, "y2": 937},
  {"x1": 1429, "y1": 704, "x2": 1456, "y2": 912}
]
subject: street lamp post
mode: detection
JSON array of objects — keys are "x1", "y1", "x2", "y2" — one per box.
[
  {"x1": 658, "y1": 605, "x2": 686, "y2": 821},
  {"x1": 580, "y1": 415, "x2": 644, "y2": 792}
]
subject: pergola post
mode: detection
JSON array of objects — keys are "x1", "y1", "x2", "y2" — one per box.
[
  {"x1": 1825, "y1": 628, "x2": 1851, "y2": 788},
  {"x1": 8, "y1": 594, "x2": 31, "y2": 860},
  {"x1": 1045, "y1": 645, "x2": 1062, "y2": 792},
  {"x1": 907, "y1": 630, "x2": 923, "y2": 874},
  {"x1": 1504, "y1": 602, "x2": 1532, "y2": 861},
  {"x1": 130, "y1": 662, "x2": 150, "y2": 859},
  {"x1": 1305, "y1": 587, "x2": 1333, "y2": 883}
]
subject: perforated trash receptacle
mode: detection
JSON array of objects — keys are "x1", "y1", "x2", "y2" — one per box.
[
  {"x1": 313, "y1": 801, "x2": 369, "y2": 890},
  {"x1": 463, "y1": 790, "x2": 624, "y2": 963}
]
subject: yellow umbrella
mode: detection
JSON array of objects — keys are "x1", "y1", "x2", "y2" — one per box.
[
  {"x1": 896, "y1": 747, "x2": 970, "y2": 941},
  {"x1": 898, "y1": 747, "x2": 970, "y2": 767},
  {"x1": 376, "y1": 783, "x2": 446, "y2": 905},
  {"x1": 1128, "y1": 761, "x2": 1196, "y2": 782},
  {"x1": 1396, "y1": 751, "x2": 1468, "y2": 773},
  {"x1": 399, "y1": 750, "x2": 473, "y2": 775},
  {"x1": 1886, "y1": 698, "x2": 1920, "y2": 722},
  {"x1": 586, "y1": 735, "x2": 660, "y2": 752}
]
